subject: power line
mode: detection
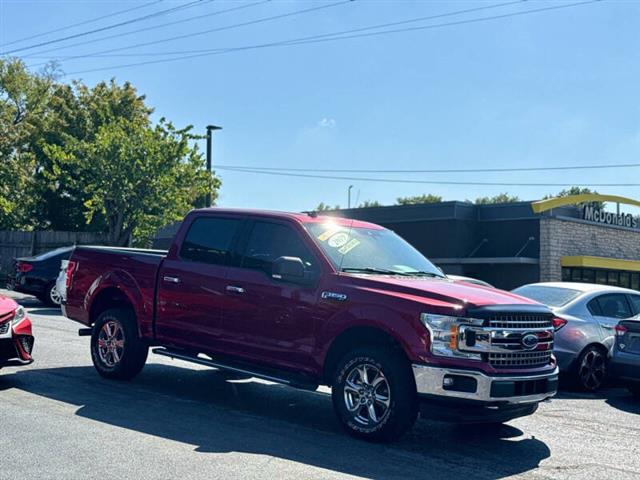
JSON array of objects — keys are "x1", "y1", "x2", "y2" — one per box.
[
  {"x1": 216, "y1": 162, "x2": 640, "y2": 174},
  {"x1": 24, "y1": 0, "x2": 270, "y2": 62},
  {"x1": 65, "y1": 0, "x2": 603, "y2": 75},
  {"x1": 1, "y1": 0, "x2": 213, "y2": 55},
  {"x1": 216, "y1": 167, "x2": 640, "y2": 187},
  {"x1": 27, "y1": 0, "x2": 522, "y2": 61},
  {"x1": 32, "y1": 0, "x2": 353, "y2": 67},
  {"x1": 2, "y1": 0, "x2": 164, "y2": 48}
]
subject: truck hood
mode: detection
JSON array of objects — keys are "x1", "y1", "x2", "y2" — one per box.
[{"x1": 347, "y1": 275, "x2": 538, "y2": 309}]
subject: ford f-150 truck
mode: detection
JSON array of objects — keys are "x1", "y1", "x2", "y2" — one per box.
[{"x1": 63, "y1": 208, "x2": 559, "y2": 441}]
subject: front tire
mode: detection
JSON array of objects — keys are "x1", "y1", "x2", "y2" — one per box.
[
  {"x1": 332, "y1": 347, "x2": 418, "y2": 442},
  {"x1": 91, "y1": 308, "x2": 148, "y2": 380}
]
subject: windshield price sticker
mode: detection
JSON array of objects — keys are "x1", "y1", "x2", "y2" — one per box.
[
  {"x1": 317, "y1": 227, "x2": 343, "y2": 242},
  {"x1": 328, "y1": 232, "x2": 350, "y2": 248},
  {"x1": 338, "y1": 238, "x2": 360, "y2": 254}
]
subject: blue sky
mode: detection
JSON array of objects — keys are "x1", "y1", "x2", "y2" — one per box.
[{"x1": 1, "y1": 0, "x2": 639, "y2": 211}]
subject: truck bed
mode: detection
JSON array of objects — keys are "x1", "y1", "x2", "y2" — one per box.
[{"x1": 64, "y1": 245, "x2": 167, "y2": 338}]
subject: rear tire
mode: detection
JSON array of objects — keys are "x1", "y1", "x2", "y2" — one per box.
[
  {"x1": 91, "y1": 308, "x2": 148, "y2": 380},
  {"x1": 572, "y1": 345, "x2": 607, "y2": 392},
  {"x1": 42, "y1": 283, "x2": 62, "y2": 307},
  {"x1": 331, "y1": 346, "x2": 418, "y2": 442}
]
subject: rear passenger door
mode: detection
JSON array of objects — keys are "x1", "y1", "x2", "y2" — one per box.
[
  {"x1": 155, "y1": 215, "x2": 244, "y2": 351},
  {"x1": 589, "y1": 293, "x2": 634, "y2": 345}
]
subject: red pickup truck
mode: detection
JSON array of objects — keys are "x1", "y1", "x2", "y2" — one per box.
[{"x1": 64, "y1": 208, "x2": 558, "y2": 441}]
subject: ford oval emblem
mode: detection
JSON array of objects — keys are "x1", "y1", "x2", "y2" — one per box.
[{"x1": 521, "y1": 333, "x2": 539, "y2": 350}]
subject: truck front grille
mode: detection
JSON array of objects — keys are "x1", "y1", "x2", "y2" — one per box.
[
  {"x1": 487, "y1": 314, "x2": 552, "y2": 330},
  {"x1": 489, "y1": 350, "x2": 553, "y2": 368}
]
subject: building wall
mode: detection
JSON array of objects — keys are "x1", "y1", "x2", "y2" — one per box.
[{"x1": 539, "y1": 217, "x2": 640, "y2": 282}]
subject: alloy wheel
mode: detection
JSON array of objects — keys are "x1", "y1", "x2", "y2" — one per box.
[
  {"x1": 578, "y1": 349, "x2": 606, "y2": 390},
  {"x1": 49, "y1": 285, "x2": 62, "y2": 306},
  {"x1": 97, "y1": 320, "x2": 125, "y2": 367},
  {"x1": 343, "y1": 363, "x2": 391, "y2": 426}
]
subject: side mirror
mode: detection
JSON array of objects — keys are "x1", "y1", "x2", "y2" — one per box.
[{"x1": 272, "y1": 256, "x2": 307, "y2": 284}]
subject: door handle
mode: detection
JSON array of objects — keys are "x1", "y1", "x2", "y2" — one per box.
[
  {"x1": 226, "y1": 285, "x2": 245, "y2": 294},
  {"x1": 163, "y1": 276, "x2": 181, "y2": 284}
]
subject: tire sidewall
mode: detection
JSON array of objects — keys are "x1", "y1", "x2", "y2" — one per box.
[
  {"x1": 575, "y1": 346, "x2": 607, "y2": 392},
  {"x1": 332, "y1": 348, "x2": 417, "y2": 441}
]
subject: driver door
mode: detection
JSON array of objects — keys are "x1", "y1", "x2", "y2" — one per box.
[{"x1": 218, "y1": 219, "x2": 322, "y2": 373}]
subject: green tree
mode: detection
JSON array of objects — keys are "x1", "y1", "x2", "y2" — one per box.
[
  {"x1": 315, "y1": 202, "x2": 340, "y2": 211},
  {"x1": 474, "y1": 193, "x2": 521, "y2": 204},
  {"x1": 358, "y1": 200, "x2": 382, "y2": 208},
  {"x1": 0, "y1": 59, "x2": 58, "y2": 228},
  {"x1": 396, "y1": 193, "x2": 442, "y2": 205},
  {"x1": 544, "y1": 186, "x2": 604, "y2": 209},
  {"x1": 44, "y1": 117, "x2": 215, "y2": 246}
]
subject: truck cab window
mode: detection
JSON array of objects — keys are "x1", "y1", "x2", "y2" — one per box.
[
  {"x1": 180, "y1": 217, "x2": 241, "y2": 265},
  {"x1": 242, "y1": 222, "x2": 316, "y2": 273}
]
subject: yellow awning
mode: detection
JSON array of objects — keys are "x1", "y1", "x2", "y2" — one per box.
[
  {"x1": 531, "y1": 194, "x2": 640, "y2": 213},
  {"x1": 561, "y1": 256, "x2": 640, "y2": 272}
]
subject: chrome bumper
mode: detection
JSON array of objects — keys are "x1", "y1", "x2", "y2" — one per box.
[{"x1": 412, "y1": 364, "x2": 559, "y2": 404}]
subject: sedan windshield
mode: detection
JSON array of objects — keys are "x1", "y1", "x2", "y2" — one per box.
[
  {"x1": 304, "y1": 223, "x2": 444, "y2": 277},
  {"x1": 512, "y1": 285, "x2": 582, "y2": 307}
]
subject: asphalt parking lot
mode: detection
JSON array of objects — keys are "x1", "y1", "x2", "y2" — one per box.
[{"x1": 1, "y1": 289, "x2": 639, "y2": 480}]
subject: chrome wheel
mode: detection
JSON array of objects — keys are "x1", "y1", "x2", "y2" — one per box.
[
  {"x1": 97, "y1": 320, "x2": 125, "y2": 367},
  {"x1": 343, "y1": 363, "x2": 391, "y2": 426},
  {"x1": 578, "y1": 349, "x2": 606, "y2": 390},
  {"x1": 49, "y1": 285, "x2": 62, "y2": 306}
]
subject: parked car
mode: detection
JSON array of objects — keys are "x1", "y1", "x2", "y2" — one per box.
[
  {"x1": 55, "y1": 259, "x2": 70, "y2": 305},
  {"x1": 7, "y1": 246, "x2": 73, "y2": 307},
  {"x1": 512, "y1": 282, "x2": 640, "y2": 391},
  {"x1": 610, "y1": 318, "x2": 640, "y2": 398},
  {"x1": 0, "y1": 293, "x2": 34, "y2": 369},
  {"x1": 64, "y1": 209, "x2": 558, "y2": 442},
  {"x1": 447, "y1": 274, "x2": 494, "y2": 288}
]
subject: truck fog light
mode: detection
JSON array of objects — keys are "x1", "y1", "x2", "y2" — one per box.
[{"x1": 443, "y1": 377, "x2": 455, "y2": 387}]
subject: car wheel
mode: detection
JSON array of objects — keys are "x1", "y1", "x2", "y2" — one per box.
[
  {"x1": 44, "y1": 283, "x2": 62, "y2": 307},
  {"x1": 91, "y1": 308, "x2": 148, "y2": 380},
  {"x1": 574, "y1": 345, "x2": 607, "y2": 392},
  {"x1": 332, "y1": 347, "x2": 418, "y2": 442}
]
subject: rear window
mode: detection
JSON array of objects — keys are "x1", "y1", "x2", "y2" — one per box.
[
  {"x1": 512, "y1": 285, "x2": 582, "y2": 307},
  {"x1": 34, "y1": 247, "x2": 73, "y2": 260}
]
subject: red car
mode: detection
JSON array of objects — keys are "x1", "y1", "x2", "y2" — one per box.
[
  {"x1": 0, "y1": 294, "x2": 34, "y2": 369},
  {"x1": 64, "y1": 209, "x2": 558, "y2": 442}
]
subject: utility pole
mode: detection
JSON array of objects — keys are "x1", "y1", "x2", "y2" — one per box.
[
  {"x1": 206, "y1": 125, "x2": 222, "y2": 207},
  {"x1": 348, "y1": 185, "x2": 354, "y2": 209}
]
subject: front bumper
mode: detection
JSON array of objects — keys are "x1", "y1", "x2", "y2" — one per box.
[
  {"x1": 0, "y1": 317, "x2": 34, "y2": 367},
  {"x1": 413, "y1": 364, "x2": 559, "y2": 404}
]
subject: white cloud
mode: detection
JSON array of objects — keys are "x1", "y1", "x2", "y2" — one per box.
[{"x1": 317, "y1": 117, "x2": 336, "y2": 128}]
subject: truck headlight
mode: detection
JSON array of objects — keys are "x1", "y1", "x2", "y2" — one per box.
[
  {"x1": 12, "y1": 306, "x2": 26, "y2": 325},
  {"x1": 420, "y1": 313, "x2": 483, "y2": 360}
]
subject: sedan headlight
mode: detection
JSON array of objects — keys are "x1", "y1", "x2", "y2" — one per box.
[
  {"x1": 420, "y1": 313, "x2": 483, "y2": 360},
  {"x1": 12, "y1": 306, "x2": 26, "y2": 325}
]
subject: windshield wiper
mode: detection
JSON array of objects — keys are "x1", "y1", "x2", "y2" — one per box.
[
  {"x1": 341, "y1": 267, "x2": 414, "y2": 276},
  {"x1": 403, "y1": 270, "x2": 445, "y2": 278}
]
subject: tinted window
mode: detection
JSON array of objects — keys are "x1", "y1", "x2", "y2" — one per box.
[
  {"x1": 587, "y1": 298, "x2": 602, "y2": 316},
  {"x1": 595, "y1": 294, "x2": 632, "y2": 319},
  {"x1": 242, "y1": 222, "x2": 316, "y2": 273},
  {"x1": 628, "y1": 295, "x2": 640, "y2": 315},
  {"x1": 512, "y1": 285, "x2": 582, "y2": 307},
  {"x1": 180, "y1": 217, "x2": 241, "y2": 265}
]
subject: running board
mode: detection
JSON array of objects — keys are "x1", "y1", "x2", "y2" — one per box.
[{"x1": 152, "y1": 348, "x2": 318, "y2": 391}]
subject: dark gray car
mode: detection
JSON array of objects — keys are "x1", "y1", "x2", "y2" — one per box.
[
  {"x1": 512, "y1": 282, "x2": 640, "y2": 391},
  {"x1": 610, "y1": 318, "x2": 640, "y2": 398}
]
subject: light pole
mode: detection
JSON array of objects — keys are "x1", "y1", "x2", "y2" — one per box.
[
  {"x1": 348, "y1": 185, "x2": 354, "y2": 209},
  {"x1": 206, "y1": 125, "x2": 222, "y2": 207}
]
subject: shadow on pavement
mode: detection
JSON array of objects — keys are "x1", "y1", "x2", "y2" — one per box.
[
  {"x1": 0, "y1": 363, "x2": 550, "y2": 479},
  {"x1": 606, "y1": 392, "x2": 640, "y2": 415}
]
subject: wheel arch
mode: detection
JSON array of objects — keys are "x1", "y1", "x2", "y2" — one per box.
[{"x1": 89, "y1": 287, "x2": 138, "y2": 330}]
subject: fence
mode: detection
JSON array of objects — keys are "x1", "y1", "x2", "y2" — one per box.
[{"x1": 0, "y1": 230, "x2": 109, "y2": 281}]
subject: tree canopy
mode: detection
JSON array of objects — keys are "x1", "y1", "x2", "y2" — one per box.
[{"x1": 0, "y1": 59, "x2": 218, "y2": 246}]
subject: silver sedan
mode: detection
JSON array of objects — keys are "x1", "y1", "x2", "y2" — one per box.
[{"x1": 512, "y1": 282, "x2": 640, "y2": 391}]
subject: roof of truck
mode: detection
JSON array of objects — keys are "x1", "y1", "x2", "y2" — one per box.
[{"x1": 192, "y1": 208, "x2": 384, "y2": 229}]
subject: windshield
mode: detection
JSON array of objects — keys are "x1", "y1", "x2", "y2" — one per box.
[
  {"x1": 512, "y1": 285, "x2": 582, "y2": 307},
  {"x1": 304, "y1": 223, "x2": 444, "y2": 277}
]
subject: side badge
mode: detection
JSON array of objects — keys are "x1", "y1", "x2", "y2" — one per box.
[{"x1": 321, "y1": 291, "x2": 348, "y2": 302}]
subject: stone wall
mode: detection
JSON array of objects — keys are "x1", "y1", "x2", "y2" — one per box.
[{"x1": 539, "y1": 217, "x2": 640, "y2": 282}]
